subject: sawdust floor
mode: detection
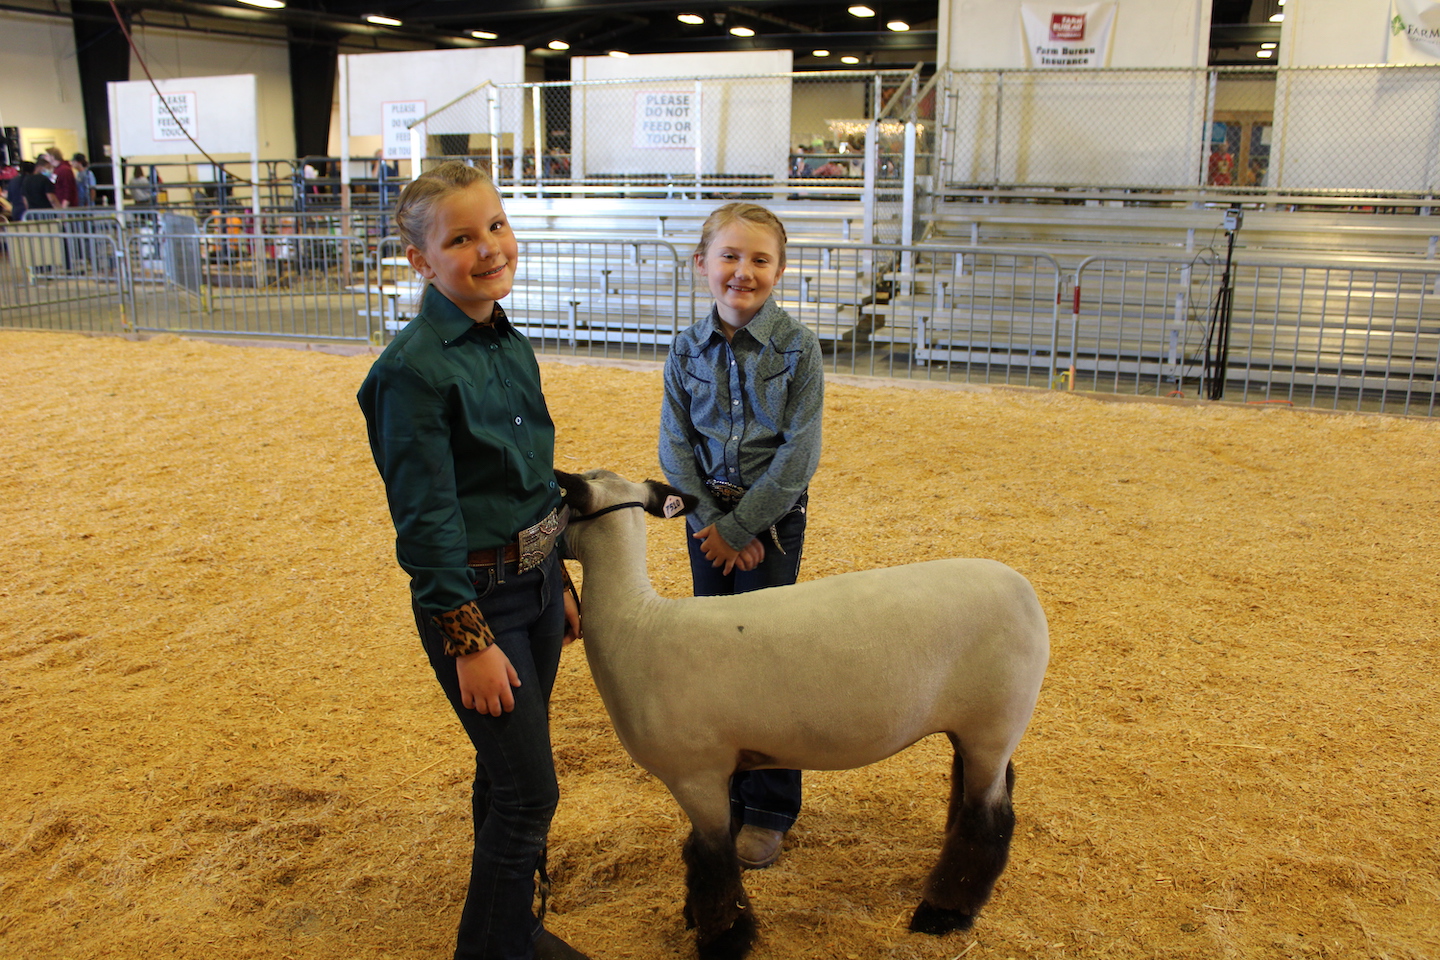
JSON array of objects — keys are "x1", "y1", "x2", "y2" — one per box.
[{"x1": 1, "y1": 330, "x2": 1437, "y2": 960}]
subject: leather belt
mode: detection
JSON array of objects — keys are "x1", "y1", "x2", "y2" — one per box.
[{"x1": 466, "y1": 506, "x2": 567, "y2": 574}]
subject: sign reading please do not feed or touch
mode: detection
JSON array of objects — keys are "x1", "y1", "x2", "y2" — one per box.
[{"x1": 634, "y1": 91, "x2": 696, "y2": 149}]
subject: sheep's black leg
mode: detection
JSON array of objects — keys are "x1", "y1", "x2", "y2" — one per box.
[
  {"x1": 682, "y1": 828, "x2": 757, "y2": 960},
  {"x1": 910, "y1": 754, "x2": 1016, "y2": 935}
]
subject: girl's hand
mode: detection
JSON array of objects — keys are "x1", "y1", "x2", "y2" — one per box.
[
  {"x1": 562, "y1": 589, "x2": 582, "y2": 646},
  {"x1": 734, "y1": 538, "x2": 766, "y2": 572},
  {"x1": 456, "y1": 645, "x2": 521, "y2": 716},
  {"x1": 693, "y1": 523, "x2": 743, "y2": 574}
]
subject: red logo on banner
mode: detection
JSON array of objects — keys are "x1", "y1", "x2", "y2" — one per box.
[{"x1": 1050, "y1": 13, "x2": 1086, "y2": 41}]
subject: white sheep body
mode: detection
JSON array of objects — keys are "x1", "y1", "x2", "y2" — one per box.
[
  {"x1": 559, "y1": 470, "x2": 1049, "y2": 960},
  {"x1": 581, "y1": 558, "x2": 1048, "y2": 780}
]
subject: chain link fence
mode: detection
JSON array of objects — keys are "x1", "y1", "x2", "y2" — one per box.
[
  {"x1": 939, "y1": 64, "x2": 1440, "y2": 196},
  {"x1": 408, "y1": 70, "x2": 932, "y2": 218}
]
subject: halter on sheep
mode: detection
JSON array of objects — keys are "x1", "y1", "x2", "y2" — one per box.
[{"x1": 558, "y1": 469, "x2": 1050, "y2": 960}]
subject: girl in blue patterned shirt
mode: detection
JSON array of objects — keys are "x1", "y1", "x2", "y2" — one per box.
[{"x1": 658, "y1": 202, "x2": 825, "y2": 870}]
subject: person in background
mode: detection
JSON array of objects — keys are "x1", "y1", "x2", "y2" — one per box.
[
  {"x1": 372, "y1": 149, "x2": 400, "y2": 206},
  {"x1": 127, "y1": 166, "x2": 155, "y2": 205},
  {"x1": 6, "y1": 161, "x2": 34, "y2": 219},
  {"x1": 48, "y1": 148, "x2": 77, "y2": 209},
  {"x1": 72, "y1": 154, "x2": 96, "y2": 207},
  {"x1": 357, "y1": 160, "x2": 592, "y2": 960},
  {"x1": 23, "y1": 156, "x2": 56, "y2": 213},
  {"x1": 658, "y1": 202, "x2": 825, "y2": 871}
]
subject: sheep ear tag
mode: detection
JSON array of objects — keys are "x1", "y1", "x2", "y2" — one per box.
[{"x1": 663, "y1": 495, "x2": 685, "y2": 519}]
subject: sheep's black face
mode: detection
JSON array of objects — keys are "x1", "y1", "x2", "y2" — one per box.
[
  {"x1": 554, "y1": 469, "x2": 596, "y2": 515},
  {"x1": 555, "y1": 469, "x2": 697, "y2": 521}
]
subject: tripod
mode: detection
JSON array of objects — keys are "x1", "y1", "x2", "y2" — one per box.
[{"x1": 1202, "y1": 207, "x2": 1241, "y2": 401}]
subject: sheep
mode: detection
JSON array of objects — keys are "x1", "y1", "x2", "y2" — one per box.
[{"x1": 556, "y1": 469, "x2": 1050, "y2": 960}]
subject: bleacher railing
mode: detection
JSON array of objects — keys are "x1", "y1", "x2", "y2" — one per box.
[
  {"x1": 1072, "y1": 255, "x2": 1440, "y2": 415},
  {"x1": 4, "y1": 219, "x2": 1436, "y2": 417}
]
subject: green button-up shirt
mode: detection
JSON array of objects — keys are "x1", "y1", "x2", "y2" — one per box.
[{"x1": 358, "y1": 288, "x2": 562, "y2": 615}]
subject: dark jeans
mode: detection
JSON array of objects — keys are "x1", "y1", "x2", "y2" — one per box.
[
  {"x1": 686, "y1": 493, "x2": 807, "y2": 832},
  {"x1": 414, "y1": 550, "x2": 567, "y2": 960}
]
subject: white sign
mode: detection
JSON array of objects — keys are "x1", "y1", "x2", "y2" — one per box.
[
  {"x1": 633, "y1": 90, "x2": 696, "y2": 149},
  {"x1": 1021, "y1": 3, "x2": 1116, "y2": 68},
  {"x1": 382, "y1": 100, "x2": 426, "y2": 160},
  {"x1": 1389, "y1": 0, "x2": 1440, "y2": 62},
  {"x1": 152, "y1": 91, "x2": 197, "y2": 142}
]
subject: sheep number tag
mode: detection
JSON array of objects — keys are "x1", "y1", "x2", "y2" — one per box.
[{"x1": 663, "y1": 495, "x2": 685, "y2": 518}]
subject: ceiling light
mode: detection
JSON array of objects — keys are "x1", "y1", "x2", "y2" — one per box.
[
  {"x1": 236, "y1": 0, "x2": 286, "y2": 8},
  {"x1": 1269, "y1": 12, "x2": 1284, "y2": 21},
  {"x1": 470, "y1": 30, "x2": 497, "y2": 39},
  {"x1": 607, "y1": 50, "x2": 630, "y2": 57},
  {"x1": 812, "y1": 49, "x2": 830, "y2": 57},
  {"x1": 887, "y1": 20, "x2": 910, "y2": 31},
  {"x1": 1261, "y1": 42, "x2": 1277, "y2": 49},
  {"x1": 730, "y1": 25, "x2": 755, "y2": 37},
  {"x1": 548, "y1": 39, "x2": 570, "y2": 50},
  {"x1": 849, "y1": 5, "x2": 876, "y2": 17},
  {"x1": 678, "y1": 13, "x2": 704, "y2": 24},
  {"x1": 841, "y1": 55, "x2": 860, "y2": 64},
  {"x1": 365, "y1": 14, "x2": 401, "y2": 25},
  {"x1": 1257, "y1": 49, "x2": 1273, "y2": 57}
]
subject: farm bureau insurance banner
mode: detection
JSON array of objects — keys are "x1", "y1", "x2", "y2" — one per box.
[
  {"x1": 1021, "y1": 2, "x2": 1116, "y2": 68},
  {"x1": 1388, "y1": 0, "x2": 1440, "y2": 62}
]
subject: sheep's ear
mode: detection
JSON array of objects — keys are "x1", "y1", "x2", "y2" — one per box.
[
  {"x1": 555, "y1": 470, "x2": 594, "y2": 515},
  {"x1": 643, "y1": 480, "x2": 697, "y2": 519}
]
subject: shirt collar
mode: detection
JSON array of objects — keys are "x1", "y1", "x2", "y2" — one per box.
[
  {"x1": 706, "y1": 296, "x2": 784, "y2": 346},
  {"x1": 424, "y1": 286, "x2": 515, "y2": 346}
]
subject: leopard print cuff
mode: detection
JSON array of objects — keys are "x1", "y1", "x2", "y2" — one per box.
[{"x1": 432, "y1": 601, "x2": 495, "y2": 657}]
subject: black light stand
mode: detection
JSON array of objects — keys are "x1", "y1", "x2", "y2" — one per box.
[{"x1": 1202, "y1": 206, "x2": 1242, "y2": 401}]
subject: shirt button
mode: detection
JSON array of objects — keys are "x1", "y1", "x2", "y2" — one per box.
[
  {"x1": 732, "y1": 399, "x2": 739, "y2": 406},
  {"x1": 505, "y1": 379, "x2": 512, "y2": 386},
  {"x1": 527, "y1": 452, "x2": 535, "y2": 459},
  {"x1": 490, "y1": 344, "x2": 498, "y2": 351},
  {"x1": 514, "y1": 416, "x2": 523, "y2": 425}
]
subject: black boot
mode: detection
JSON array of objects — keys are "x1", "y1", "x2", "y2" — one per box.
[{"x1": 534, "y1": 928, "x2": 591, "y2": 960}]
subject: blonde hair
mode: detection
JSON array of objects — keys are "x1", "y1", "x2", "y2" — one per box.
[
  {"x1": 393, "y1": 161, "x2": 496, "y2": 253},
  {"x1": 693, "y1": 202, "x2": 788, "y2": 270}
]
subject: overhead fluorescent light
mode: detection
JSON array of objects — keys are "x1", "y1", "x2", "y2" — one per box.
[
  {"x1": 365, "y1": 14, "x2": 401, "y2": 25},
  {"x1": 607, "y1": 50, "x2": 630, "y2": 57},
  {"x1": 678, "y1": 13, "x2": 704, "y2": 24},
  {"x1": 1257, "y1": 49, "x2": 1273, "y2": 57},
  {"x1": 812, "y1": 49, "x2": 830, "y2": 57},
  {"x1": 1269, "y1": 12, "x2": 1284, "y2": 21},
  {"x1": 470, "y1": 30, "x2": 497, "y2": 40},
  {"x1": 1261, "y1": 42, "x2": 1277, "y2": 49},
  {"x1": 548, "y1": 39, "x2": 570, "y2": 50},
  {"x1": 841, "y1": 55, "x2": 860, "y2": 63},
  {"x1": 236, "y1": 0, "x2": 286, "y2": 8},
  {"x1": 887, "y1": 20, "x2": 910, "y2": 31},
  {"x1": 730, "y1": 26, "x2": 754, "y2": 37},
  {"x1": 848, "y1": 6, "x2": 876, "y2": 18}
]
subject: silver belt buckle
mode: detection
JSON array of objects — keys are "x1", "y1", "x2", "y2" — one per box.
[
  {"x1": 705, "y1": 479, "x2": 746, "y2": 506},
  {"x1": 515, "y1": 508, "x2": 563, "y2": 573}
]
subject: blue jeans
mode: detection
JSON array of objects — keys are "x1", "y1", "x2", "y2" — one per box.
[
  {"x1": 414, "y1": 550, "x2": 567, "y2": 960},
  {"x1": 686, "y1": 493, "x2": 807, "y2": 832}
]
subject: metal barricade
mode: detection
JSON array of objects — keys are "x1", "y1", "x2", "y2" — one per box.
[
  {"x1": 780, "y1": 241, "x2": 1066, "y2": 387},
  {"x1": 1073, "y1": 255, "x2": 1440, "y2": 415},
  {"x1": 125, "y1": 229, "x2": 371, "y2": 341},
  {"x1": 368, "y1": 235, "x2": 691, "y2": 361},
  {"x1": 0, "y1": 229, "x2": 127, "y2": 333}
]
